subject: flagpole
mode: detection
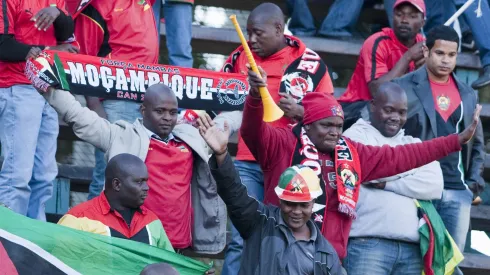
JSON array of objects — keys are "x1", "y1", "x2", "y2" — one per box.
[{"x1": 444, "y1": 0, "x2": 476, "y2": 26}]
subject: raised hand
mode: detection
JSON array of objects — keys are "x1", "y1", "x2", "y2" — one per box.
[
  {"x1": 458, "y1": 104, "x2": 482, "y2": 145},
  {"x1": 246, "y1": 64, "x2": 267, "y2": 98},
  {"x1": 197, "y1": 113, "x2": 230, "y2": 155}
]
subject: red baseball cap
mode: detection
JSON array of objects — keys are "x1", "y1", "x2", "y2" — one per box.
[{"x1": 393, "y1": 0, "x2": 426, "y2": 16}]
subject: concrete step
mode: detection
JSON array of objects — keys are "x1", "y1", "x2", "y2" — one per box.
[{"x1": 159, "y1": 24, "x2": 482, "y2": 70}]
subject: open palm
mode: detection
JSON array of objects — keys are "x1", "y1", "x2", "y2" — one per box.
[{"x1": 197, "y1": 113, "x2": 230, "y2": 155}]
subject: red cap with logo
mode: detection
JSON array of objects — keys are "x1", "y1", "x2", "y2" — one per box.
[{"x1": 394, "y1": 0, "x2": 426, "y2": 16}]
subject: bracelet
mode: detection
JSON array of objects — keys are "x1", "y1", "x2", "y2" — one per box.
[{"x1": 215, "y1": 148, "x2": 228, "y2": 156}]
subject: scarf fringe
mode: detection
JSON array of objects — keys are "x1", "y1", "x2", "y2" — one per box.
[{"x1": 338, "y1": 203, "x2": 357, "y2": 220}]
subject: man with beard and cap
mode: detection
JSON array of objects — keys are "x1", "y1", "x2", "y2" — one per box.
[
  {"x1": 341, "y1": 82, "x2": 444, "y2": 275},
  {"x1": 337, "y1": 0, "x2": 426, "y2": 130},
  {"x1": 34, "y1": 83, "x2": 227, "y2": 255},
  {"x1": 212, "y1": 3, "x2": 334, "y2": 273},
  {"x1": 58, "y1": 153, "x2": 173, "y2": 251},
  {"x1": 197, "y1": 113, "x2": 345, "y2": 275},
  {"x1": 241, "y1": 65, "x2": 482, "y2": 260}
]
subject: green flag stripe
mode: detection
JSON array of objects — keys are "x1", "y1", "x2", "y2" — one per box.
[
  {"x1": 54, "y1": 53, "x2": 70, "y2": 90},
  {"x1": 0, "y1": 207, "x2": 209, "y2": 275}
]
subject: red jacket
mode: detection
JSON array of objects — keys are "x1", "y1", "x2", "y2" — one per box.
[
  {"x1": 223, "y1": 36, "x2": 333, "y2": 161},
  {"x1": 240, "y1": 95, "x2": 461, "y2": 259}
]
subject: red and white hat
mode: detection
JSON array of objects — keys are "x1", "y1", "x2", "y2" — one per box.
[{"x1": 394, "y1": 0, "x2": 426, "y2": 16}]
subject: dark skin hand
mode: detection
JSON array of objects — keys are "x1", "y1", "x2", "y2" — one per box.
[
  {"x1": 246, "y1": 64, "x2": 267, "y2": 98},
  {"x1": 368, "y1": 41, "x2": 427, "y2": 96},
  {"x1": 31, "y1": 7, "x2": 60, "y2": 31},
  {"x1": 458, "y1": 104, "x2": 482, "y2": 145},
  {"x1": 26, "y1": 47, "x2": 42, "y2": 60}
]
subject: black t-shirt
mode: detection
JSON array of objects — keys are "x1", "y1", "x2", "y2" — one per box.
[{"x1": 436, "y1": 103, "x2": 465, "y2": 189}]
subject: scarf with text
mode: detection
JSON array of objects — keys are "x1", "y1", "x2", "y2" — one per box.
[
  {"x1": 291, "y1": 124, "x2": 362, "y2": 225},
  {"x1": 24, "y1": 50, "x2": 250, "y2": 111}
]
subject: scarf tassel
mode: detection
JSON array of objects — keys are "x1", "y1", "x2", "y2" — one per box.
[{"x1": 338, "y1": 203, "x2": 357, "y2": 220}]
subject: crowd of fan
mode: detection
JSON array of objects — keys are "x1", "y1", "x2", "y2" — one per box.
[{"x1": 0, "y1": 0, "x2": 486, "y2": 274}]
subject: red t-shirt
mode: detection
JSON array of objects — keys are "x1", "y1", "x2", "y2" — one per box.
[
  {"x1": 74, "y1": 0, "x2": 159, "y2": 63},
  {"x1": 144, "y1": 137, "x2": 194, "y2": 249},
  {"x1": 339, "y1": 28, "x2": 425, "y2": 103},
  {"x1": 0, "y1": 0, "x2": 68, "y2": 88},
  {"x1": 430, "y1": 77, "x2": 462, "y2": 122},
  {"x1": 223, "y1": 36, "x2": 334, "y2": 161}
]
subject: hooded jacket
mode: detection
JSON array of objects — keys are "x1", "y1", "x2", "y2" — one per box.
[{"x1": 342, "y1": 119, "x2": 444, "y2": 242}]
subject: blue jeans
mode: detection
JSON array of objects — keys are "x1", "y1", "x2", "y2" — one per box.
[
  {"x1": 432, "y1": 188, "x2": 473, "y2": 275},
  {"x1": 162, "y1": 2, "x2": 193, "y2": 68},
  {"x1": 286, "y1": 0, "x2": 363, "y2": 36},
  {"x1": 344, "y1": 238, "x2": 422, "y2": 275},
  {"x1": 0, "y1": 85, "x2": 58, "y2": 221},
  {"x1": 87, "y1": 100, "x2": 141, "y2": 199},
  {"x1": 222, "y1": 160, "x2": 264, "y2": 275},
  {"x1": 453, "y1": 0, "x2": 490, "y2": 67},
  {"x1": 153, "y1": 0, "x2": 161, "y2": 46}
]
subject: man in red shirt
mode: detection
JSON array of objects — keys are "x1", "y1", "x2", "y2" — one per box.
[
  {"x1": 67, "y1": 0, "x2": 160, "y2": 201},
  {"x1": 0, "y1": 0, "x2": 77, "y2": 220},
  {"x1": 338, "y1": 0, "x2": 426, "y2": 130},
  {"x1": 393, "y1": 25, "x2": 485, "y2": 275},
  {"x1": 35, "y1": 83, "x2": 227, "y2": 254},
  {"x1": 58, "y1": 153, "x2": 174, "y2": 252},
  {"x1": 215, "y1": 3, "x2": 333, "y2": 274},
  {"x1": 241, "y1": 64, "x2": 481, "y2": 260}
]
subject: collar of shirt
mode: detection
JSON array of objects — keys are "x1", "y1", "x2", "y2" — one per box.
[{"x1": 144, "y1": 127, "x2": 174, "y2": 143}]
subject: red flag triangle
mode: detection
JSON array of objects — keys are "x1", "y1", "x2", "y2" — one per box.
[{"x1": 0, "y1": 241, "x2": 18, "y2": 275}]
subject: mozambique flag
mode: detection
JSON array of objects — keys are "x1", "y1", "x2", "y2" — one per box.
[
  {"x1": 0, "y1": 207, "x2": 210, "y2": 275},
  {"x1": 415, "y1": 199, "x2": 464, "y2": 275}
]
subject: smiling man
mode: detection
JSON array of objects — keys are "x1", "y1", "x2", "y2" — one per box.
[
  {"x1": 38, "y1": 83, "x2": 227, "y2": 254},
  {"x1": 342, "y1": 83, "x2": 444, "y2": 275},
  {"x1": 197, "y1": 114, "x2": 345, "y2": 275},
  {"x1": 392, "y1": 25, "x2": 485, "y2": 275},
  {"x1": 58, "y1": 153, "x2": 174, "y2": 251},
  {"x1": 338, "y1": 0, "x2": 426, "y2": 130},
  {"x1": 241, "y1": 64, "x2": 481, "y2": 260}
]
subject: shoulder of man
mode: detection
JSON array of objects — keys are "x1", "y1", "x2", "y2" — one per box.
[
  {"x1": 114, "y1": 119, "x2": 137, "y2": 130},
  {"x1": 361, "y1": 30, "x2": 392, "y2": 50},
  {"x1": 222, "y1": 45, "x2": 246, "y2": 73}
]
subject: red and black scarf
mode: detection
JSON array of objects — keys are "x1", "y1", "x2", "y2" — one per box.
[
  {"x1": 24, "y1": 50, "x2": 250, "y2": 111},
  {"x1": 291, "y1": 124, "x2": 362, "y2": 226}
]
